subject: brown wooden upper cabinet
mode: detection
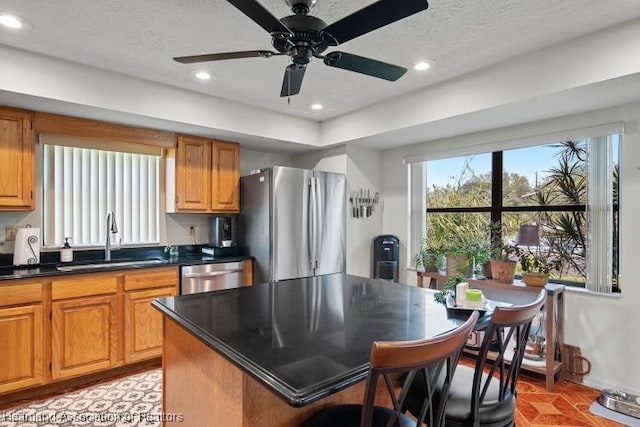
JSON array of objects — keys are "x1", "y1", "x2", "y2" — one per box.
[
  {"x1": 166, "y1": 135, "x2": 240, "y2": 213},
  {"x1": 211, "y1": 141, "x2": 240, "y2": 211},
  {"x1": 0, "y1": 107, "x2": 34, "y2": 210}
]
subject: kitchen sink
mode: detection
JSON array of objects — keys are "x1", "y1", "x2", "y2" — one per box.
[{"x1": 56, "y1": 259, "x2": 168, "y2": 272}]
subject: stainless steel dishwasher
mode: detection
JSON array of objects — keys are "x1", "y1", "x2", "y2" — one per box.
[{"x1": 180, "y1": 261, "x2": 246, "y2": 294}]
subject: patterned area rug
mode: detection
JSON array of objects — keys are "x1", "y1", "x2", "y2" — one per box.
[{"x1": 0, "y1": 369, "x2": 163, "y2": 427}]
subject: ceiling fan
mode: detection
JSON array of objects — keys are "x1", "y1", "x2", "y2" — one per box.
[{"x1": 174, "y1": 0, "x2": 430, "y2": 97}]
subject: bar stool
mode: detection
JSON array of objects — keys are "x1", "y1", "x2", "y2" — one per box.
[{"x1": 303, "y1": 310, "x2": 479, "y2": 427}]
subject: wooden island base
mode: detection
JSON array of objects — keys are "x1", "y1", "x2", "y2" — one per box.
[{"x1": 163, "y1": 318, "x2": 388, "y2": 427}]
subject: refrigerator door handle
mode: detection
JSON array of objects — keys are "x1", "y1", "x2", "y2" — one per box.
[
  {"x1": 314, "y1": 177, "x2": 322, "y2": 269},
  {"x1": 308, "y1": 177, "x2": 318, "y2": 269}
]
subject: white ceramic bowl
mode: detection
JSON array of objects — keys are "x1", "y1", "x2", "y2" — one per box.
[{"x1": 222, "y1": 240, "x2": 233, "y2": 247}]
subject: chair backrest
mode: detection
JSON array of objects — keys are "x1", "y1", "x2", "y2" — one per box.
[
  {"x1": 360, "y1": 310, "x2": 479, "y2": 427},
  {"x1": 470, "y1": 289, "x2": 546, "y2": 423}
]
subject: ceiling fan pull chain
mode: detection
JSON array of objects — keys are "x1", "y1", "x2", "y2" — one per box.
[{"x1": 287, "y1": 68, "x2": 291, "y2": 105}]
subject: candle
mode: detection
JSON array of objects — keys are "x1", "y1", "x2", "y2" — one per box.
[{"x1": 466, "y1": 289, "x2": 483, "y2": 302}]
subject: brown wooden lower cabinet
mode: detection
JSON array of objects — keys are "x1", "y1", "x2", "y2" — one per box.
[
  {"x1": 124, "y1": 287, "x2": 176, "y2": 362},
  {"x1": 0, "y1": 304, "x2": 44, "y2": 393},
  {"x1": 51, "y1": 295, "x2": 118, "y2": 380},
  {"x1": 0, "y1": 265, "x2": 180, "y2": 400}
]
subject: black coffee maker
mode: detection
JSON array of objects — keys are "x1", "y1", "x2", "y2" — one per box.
[{"x1": 210, "y1": 216, "x2": 236, "y2": 247}]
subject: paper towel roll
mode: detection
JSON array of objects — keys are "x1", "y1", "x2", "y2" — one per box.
[
  {"x1": 13, "y1": 227, "x2": 40, "y2": 266},
  {"x1": 455, "y1": 282, "x2": 468, "y2": 307}
]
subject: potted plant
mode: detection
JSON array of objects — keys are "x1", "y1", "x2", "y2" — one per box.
[
  {"x1": 489, "y1": 242, "x2": 520, "y2": 284},
  {"x1": 412, "y1": 238, "x2": 444, "y2": 273},
  {"x1": 468, "y1": 240, "x2": 491, "y2": 278},
  {"x1": 518, "y1": 249, "x2": 561, "y2": 287},
  {"x1": 444, "y1": 244, "x2": 473, "y2": 277}
]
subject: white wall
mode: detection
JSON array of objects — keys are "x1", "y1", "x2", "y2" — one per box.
[
  {"x1": 345, "y1": 145, "x2": 383, "y2": 277},
  {"x1": 239, "y1": 148, "x2": 295, "y2": 176},
  {"x1": 289, "y1": 145, "x2": 347, "y2": 174},
  {"x1": 380, "y1": 101, "x2": 640, "y2": 394}
]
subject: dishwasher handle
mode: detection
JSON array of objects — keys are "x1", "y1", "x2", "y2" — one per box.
[{"x1": 183, "y1": 269, "x2": 244, "y2": 279}]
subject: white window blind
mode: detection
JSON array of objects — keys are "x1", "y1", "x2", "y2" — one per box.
[
  {"x1": 43, "y1": 144, "x2": 160, "y2": 247},
  {"x1": 408, "y1": 162, "x2": 427, "y2": 269},
  {"x1": 585, "y1": 135, "x2": 615, "y2": 293}
]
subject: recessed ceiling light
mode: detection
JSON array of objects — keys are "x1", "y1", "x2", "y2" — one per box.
[
  {"x1": 413, "y1": 61, "x2": 432, "y2": 71},
  {"x1": 194, "y1": 71, "x2": 212, "y2": 80},
  {"x1": 0, "y1": 13, "x2": 24, "y2": 29},
  {"x1": 310, "y1": 103, "x2": 323, "y2": 110}
]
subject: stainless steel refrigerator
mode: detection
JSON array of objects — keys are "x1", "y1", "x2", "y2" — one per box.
[{"x1": 238, "y1": 166, "x2": 346, "y2": 284}]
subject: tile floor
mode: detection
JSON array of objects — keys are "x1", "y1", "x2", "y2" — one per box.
[{"x1": 515, "y1": 372, "x2": 624, "y2": 426}]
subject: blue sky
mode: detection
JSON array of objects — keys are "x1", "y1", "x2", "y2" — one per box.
[
  {"x1": 427, "y1": 136, "x2": 620, "y2": 188},
  {"x1": 427, "y1": 145, "x2": 561, "y2": 188}
]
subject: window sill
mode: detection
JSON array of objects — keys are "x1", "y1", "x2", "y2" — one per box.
[{"x1": 563, "y1": 285, "x2": 622, "y2": 299}]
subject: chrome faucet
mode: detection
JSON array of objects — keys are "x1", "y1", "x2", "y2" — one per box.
[{"x1": 105, "y1": 210, "x2": 119, "y2": 261}]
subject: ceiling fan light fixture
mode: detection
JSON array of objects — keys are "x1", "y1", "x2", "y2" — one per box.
[
  {"x1": 310, "y1": 103, "x2": 323, "y2": 110},
  {"x1": 0, "y1": 13, "x2": 25, "y2": 29}
]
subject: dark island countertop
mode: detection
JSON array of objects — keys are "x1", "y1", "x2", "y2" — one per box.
[{"x1": 153, "y1": 273, "x2": 483, "y2": 406}]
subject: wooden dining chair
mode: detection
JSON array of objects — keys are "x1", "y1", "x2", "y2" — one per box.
[
  {"x1": 403, "y1": 289, "x2": 546, "y2": 427},
  {"x1": 303, "y1": 310, "x2": 479, "y2": 427}
]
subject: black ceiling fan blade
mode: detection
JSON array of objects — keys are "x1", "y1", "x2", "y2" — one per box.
[
  {"x1": 324, "y1": 52, "x2": 407, "y2": 81},
  {"x1": 322, "y1": 0, "x2": 428, "y2": 45},
  {"x1": 174, "y1": 50, "x2": 281, "y2": 64},
  {"x1": 280, "y1": 65, "x2": 306, "y2": 97},
  {"x1": 227, "y1": 0, "x2": 292, "y2": 35}
]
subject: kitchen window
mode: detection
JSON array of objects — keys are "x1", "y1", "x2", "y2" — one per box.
[
  {"x1": 408, "y1": 126, "x2": 621, "y2": 293},
  {"x1": 42, "y1": 136, "x2": 161, "y2": 247}
]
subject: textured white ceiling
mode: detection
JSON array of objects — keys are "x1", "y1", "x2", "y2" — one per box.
[{"x1": 1, "y1": 0, "x2": 640, "y2": 122}]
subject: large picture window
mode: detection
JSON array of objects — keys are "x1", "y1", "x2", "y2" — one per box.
[
  {"x1": 42, "y1": 139, "x2": 161, "y2": 247},
  {"x1": 411, "y1": 133, "x2": 620, "y2": 293}
]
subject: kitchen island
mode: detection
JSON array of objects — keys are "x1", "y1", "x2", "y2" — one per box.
[{"x1": 152, "y1": 273, "x2": 541, "y2": 426}]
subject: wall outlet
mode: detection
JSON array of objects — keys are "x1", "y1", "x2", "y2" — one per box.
[
  {"x1": 5, "y1": 226, "x2": 17, "y2": 241},
  {"x1": 188, "y1": 225, "x2": 196, "y2": 236}
]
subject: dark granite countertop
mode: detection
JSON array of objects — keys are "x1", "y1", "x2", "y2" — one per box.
[
  {"x1": 153, "y1": 273, "x2": 479, "y2": 406},
  {"x1": 0, "y1": 245, "x2": 251, "y2": 281}
]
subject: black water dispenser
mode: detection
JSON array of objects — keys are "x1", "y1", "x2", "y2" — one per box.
[{"x1": 373, "y1": 235, "x2": 399, "y2": 282}]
